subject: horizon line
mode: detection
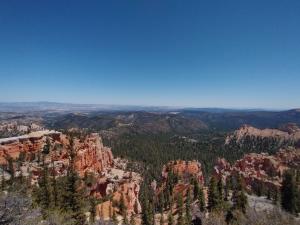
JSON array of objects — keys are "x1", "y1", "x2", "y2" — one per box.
[{"x1": 0, "y1": 100, "x2": 298, "y2": 111}]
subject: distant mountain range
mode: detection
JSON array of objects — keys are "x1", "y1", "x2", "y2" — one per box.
[
  {"x1": 0, "y1": 101, "x2": 294, "y2": 113},
  {"x1": 44, "y1": 109, "x2": 300, "y2": 136},
  {"x1": 0, "y1": 101, "x2": 177, "y2": 112},
  {"x1": 1, "y1": 102, "x2": 300, "y2": 135}
]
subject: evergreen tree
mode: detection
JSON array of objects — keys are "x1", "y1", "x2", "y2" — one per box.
[
  {"x1": 232, "y1": 175, "x2": 247, "y2": 214},
  {"x1": 177, "y1": 194, "x2": 184, "y2": 225},
  {"x1": 141, "y1": 193, "x2": 153, "y2": 225},
  {"x1": 186, "y1": 188, "x2": 192, "y2": 225},
  {"x1": 225, "y1": 209, "x2": 237, "y2": 225},
  {"x1": 61, "y1": 137, "x2": 86, "y2": 225},
  {"x1": 89, "y1": 197, "x2": 96, "y2": 223},
  {"x1": 1, "y1": 168, "x2": 6, "y2": 191},
  {"x1": 281, "y1": 170, "x2": 299, "y2": 214},
  {"x1": 272, "y1": 187, "x2": 280, "y2": 206},
  {"x1": 0, "y1": 176, "x2": 4, "y2": 191},
  {"x1": 208, "y1": 176, "x2": 219, "y2": 211},
  {"x1": 169, "y1": 193, "x2": 174, "y2": 211},
  {"x1": 51, "y1": 161, "x2": 58, "y2": 207},
  {"x1": 192, "y1": 178, "x2": 200, "y2": 200},
  {"x1": 224, "y1": 182, "x2": 229, "y2": 201},
  {"x1": 217, "y1": 179, "x2": 224, "y2": 208},
  {"x1": 7, "y1": 157, "x2": 15, "y2": 184},
  {"x1": 158, "y1": 191, "x2": 165, "y2": 212},
  {"x1": 163, "y1": 189, "x2": 170, "y2": 209},
  {"x1": 42, "y1": 137, "x2": 51, "y2": 154},
  {"x1": 167, "y1": 212, "x2": 174, "y2": 225},
  {"x1": 35, "y1": 162, "x2": 51, "y2": 217},
  {"x1": 198, "y1": 186, "x2": 205, "y2": 212}
]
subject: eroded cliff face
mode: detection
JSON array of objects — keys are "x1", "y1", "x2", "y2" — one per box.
[
  {"x1": 162, "y1": 160, "x2": 204, "y2": 186},
  {"x1": 225, "y1": 124, "x2": 300, "y2": 149},
  {"x1": 213, "y1": 148, "x2": 300, "y2": 192},
  {"x1": 74, "y1": 133, "x2": 114, "y2": 176},
  {"x1": 0, "y1": 131, "x2": 142, "y2": 220},
  {"x1": 153, "y1": 160, "x2": 205, "y2": 202},
  {"x1": 0, "y1": 130, "x2": 61, "y2": 164}
]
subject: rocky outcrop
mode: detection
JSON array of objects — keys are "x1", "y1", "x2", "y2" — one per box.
[
  {"x1": 74, "y1": 133, "x2": 114, "y2": 176},
  {"x1": 213, "y1": 148, "x2": 300, "y2": 192},
  {"x1": 153, "y1": 160, "x2": 205, "y2": 202},
  {"x1": 0, "y1": 131, "x2": 142, "y2": 220},
  {"x1": 0, "y1": 121, "x2": 43, "y2": 138},
  {"x1": 0, "y1": 130, "x2": 61, "y2": 164},
  {"x1": 225, "y1": 124, "x2": 300, "y2": 147},
  {"x1": 162, "y1": 160, "x2": 204, "y2": 185},
  {"x1": 112, "y1": 179, "x2": 142, "y2": 214},
  {"x1": 0, "y1": 131, "x2": 114, "y2": 174}
]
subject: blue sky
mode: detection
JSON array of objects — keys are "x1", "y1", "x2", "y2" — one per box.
[{"x1": 0, "y1": 0, "x2": 299, "y2": 109}]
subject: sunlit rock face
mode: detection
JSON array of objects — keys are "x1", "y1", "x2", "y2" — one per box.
[
  {"x1": 0, "y1": 131, "x2": 113, "y2": 175},
  {"x1": 91, "y1": 168, "x2": 142, "y2": 218},
  {"x1": 0, "y1": 130, "x2": 61, "y2": 164},
  {"x1": 162, "y1": 160, "x2": 205, "y2": 186},
  {"x1": 74, "y1": 133, "x2": 114, "y2": 176},
  {"x1": 213, "y1": 148, "x2": 300, "y2": 191},
  {"x1": 153, "y1": 160, "x2": 205, "y2": 203},
  {"x1": 0, "y1": 131, "x2": 142, "y2": 219},
  {"x1": 225, "y1": 124, "x2": 300, "y2": 147}
]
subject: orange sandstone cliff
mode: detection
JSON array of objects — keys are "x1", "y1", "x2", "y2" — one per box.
[
  {"x1": 0, "y1": 131, "x2": 142, "y2": 221},
  {"x1": 213, "y1": 148, "x2": 300, "y2": 192}
]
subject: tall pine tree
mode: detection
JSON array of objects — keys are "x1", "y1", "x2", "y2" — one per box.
[
  {"x1": 198, "y1": 186, "x2": 205, "y2": 212},
  {"x1": 217, "y1": 179, "x2": 224, "y2": 208},
  {"x1": 61, "y1": 137, "x2": 86, "y2": 225},
  {"x1": 232, "y1": 175, "x2": 247, "y2": 214},
  {"x1": 168, "y1": 212, "x2": 174, "y2": 225},
  {"x1": 208, "y1": 176, "x2": 220, "y2": 211},
  {"x1": 186, "y1": 188, "x2": 192, "y2": 225},
  {"x1": 281, "y1": 170, "x2": 299, "y2": 214},
  {"x1": 177, "y1": 193, "x2": 184, "y2": 225},
  {"x1": 35, "y1": 161, "x2": 51, "y2": 217}
]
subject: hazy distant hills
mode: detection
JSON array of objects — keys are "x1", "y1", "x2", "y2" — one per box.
[
  {"x1": 182, "y1": 109, "x2": 300, "y2": 130},
  {"x1": 45, "y1": 111, "x2": 208, "y2": 135},
  {"x1": 0, "y1": 102, "x2": 282, "y2": 113},
  {"x1": 0, "y1": 102, "x2": 180, "y2": 112},
  {"x1": 1, "y1": 102, "x2": 300, "y2": 135},
  {"x1": 44, "y1": 109, "x2": 300, "y2": 136}
]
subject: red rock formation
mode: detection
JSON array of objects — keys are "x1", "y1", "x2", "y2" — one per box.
[
  {"x1": 162, "y1": 160, "x2": 204, "y2": 186},
  {"x1": 0, "y1": 130, "x2": 61, "y2": 164},
  {"x1": 225, "y1": 124, "x2": 300, "y2": 146},
  {"x1": 74, "y1": 133, "x2": 114, "y2": 176},
  {"x1": 0, "y1": 131, "x2": 142, "y2": 220},
  {"x1": 0, "y1": 131, "x2": 113, "y2": 175},
  {"x1": 154, "y1": 160, "x2": 205, "y2": 205},
  {"x1": 213, "y1": 148, "x2": 300, "y2": 191},
  {"x1": 112, "y1": 180, "x2": 142, "y2": 215}
]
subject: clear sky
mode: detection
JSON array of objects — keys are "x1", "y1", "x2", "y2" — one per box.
[{"x1": 0, "y1": 0, "x2": 299, "y2": 109}]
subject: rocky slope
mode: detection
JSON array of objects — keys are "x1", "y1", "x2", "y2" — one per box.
[
  {"x1": 0, "y1": 130, "x2": 61, "y2": 164},
  {"x1": 213, "y1": 148, "x2": 300, "y2": 193},
  {"x1": 161, "y1": 160, "x2": 205, "y2": 186},
  {"x1": 0, "y1": 130, "x2": 142, "y2": 222},
  {"x1": 45, "y1": 111, "x2": 208, "y2": 138},
  {"x1": 225, "y1": 124, "x2": 300, "y2": 154},
  {"x1": 154, "y1": 160, "x2": 205, "y2": 202}
]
